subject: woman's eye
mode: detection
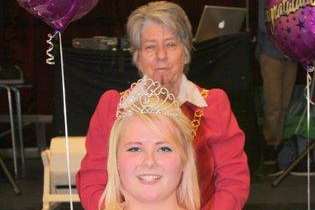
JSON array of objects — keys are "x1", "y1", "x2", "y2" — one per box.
[
  {"x1": 145, "y1": 45, "x2": 155, "y2": 50},
  {"x1": 127, "y1": 147, "x2": 141, "y2": 152},
  {"x1": 166, "y1": 42, "x2": 176, "y2": 48},
  {"x1": 159, "y1": 146, "x2": 173, "y2": 152}
]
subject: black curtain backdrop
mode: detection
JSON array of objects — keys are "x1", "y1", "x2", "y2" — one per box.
[
  {"x1": 0, "y1": 1, "x2": 4, "y2": 30},
  {"x1": 53, "y1": 33, "x2": 261, "y2": 172},
  {"x1": 0, "y1": 1, "x2": 6, "y2": 63}
]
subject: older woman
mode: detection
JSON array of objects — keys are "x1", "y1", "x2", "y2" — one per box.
[
  {"x1": 100, "y1": 79, "x2": 200, "y2": 210},
  {"x1": 76, "y1": 1, "x2": 250, "y2": 210}
]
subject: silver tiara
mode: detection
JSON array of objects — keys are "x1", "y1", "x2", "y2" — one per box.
[{"x1": 116, "y1": 78, "x2": 180, "y2": 119}]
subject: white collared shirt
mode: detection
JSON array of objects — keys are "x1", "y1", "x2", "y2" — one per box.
[{"x1": 143, "y1": 74, "x2": 208, "y2": 107}]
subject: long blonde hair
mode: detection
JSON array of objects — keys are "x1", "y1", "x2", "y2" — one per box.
[{"x1": 100, "y1": 80, "x2": 200, "y2": 210}]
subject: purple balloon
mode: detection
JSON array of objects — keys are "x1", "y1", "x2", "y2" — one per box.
[
  {"x1": 266, "y1": 0, "x2": 315, "y2": 67},
  {"x1": 17, "y1": 0, "x2": 99, "y2": 32}
]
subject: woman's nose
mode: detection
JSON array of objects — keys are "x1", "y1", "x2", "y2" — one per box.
[
  {"x1": 156, "y1": 46, "x2": 167, "y2": 60},
  {"x1": 142, "y1": 150, "x2": 157, "y2": 168}
]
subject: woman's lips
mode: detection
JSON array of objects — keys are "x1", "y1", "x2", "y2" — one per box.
[
  {"x1": 137, "y1": 174, "x2": 162, "y2": 184},
  {"x1": 155, "y1": 67, "x2": 168, "y2": 71}
]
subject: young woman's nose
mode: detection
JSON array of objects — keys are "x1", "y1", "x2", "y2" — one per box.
[{"x1": 142, "y1": 150, "x2": 157, "y2": 168}]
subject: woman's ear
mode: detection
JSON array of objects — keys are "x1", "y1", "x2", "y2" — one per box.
[
  {"x1": 133, "y1": 50, "x2": 144, "y2": 76},
  {"x1": 183, "y1": 49, "x2": 189, "y2": 65},
  {"x1": 133, "y1": 51, "x2": 139, "y2": 67},
  {"x1": 184, "y1": 55, "x2": 188, "y2": 65}
]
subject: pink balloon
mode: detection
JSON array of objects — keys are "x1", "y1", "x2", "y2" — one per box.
[
  {"x1": 265, "y1": 0, "x2": 315, "y2": 67},
  {"x1": 17, "y1": 0, "x2": 99, "y2": 32}
]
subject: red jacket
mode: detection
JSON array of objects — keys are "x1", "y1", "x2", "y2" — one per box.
[{"x1": 76, "y1": 88, "x2": 250, "y2": 210}]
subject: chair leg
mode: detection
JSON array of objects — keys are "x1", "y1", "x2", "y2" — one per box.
[
  {"x1": 41, "y1": 150, "x2": 50, "y2": 210},
  {"x1": 42, "y1": 202, "x2": 50, "y2": 210}
]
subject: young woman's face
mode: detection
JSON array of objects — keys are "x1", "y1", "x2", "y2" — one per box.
[
  {"x1": 135, "y1": 22, "x2": 186, "y2": 96},
  {"x1": 117, "y1": 116, "x2": 183, "y2": 204}
]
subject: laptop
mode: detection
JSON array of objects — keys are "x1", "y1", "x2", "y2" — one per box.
[{"x1": 194, "y1": 5, "x2": 247, "y2": 43}]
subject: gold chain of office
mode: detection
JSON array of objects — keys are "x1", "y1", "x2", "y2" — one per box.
[{"x1": 191, "y1": 89, "x2": 208, "y2": 138}]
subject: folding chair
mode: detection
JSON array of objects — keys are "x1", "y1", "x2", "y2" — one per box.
[{"x1": 41, "y1": 136, "x2": 86, "y2": 210}]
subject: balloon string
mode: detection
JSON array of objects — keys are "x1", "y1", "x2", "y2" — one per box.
[
  {"x1": 306, "y1": 71, "x2": 311, "y2": 210},
  {"x1": 305, "y1": 68, "x2": 315, "y2": 210},
  {"x1": 295, "y1": 72, "x2": 315, "y2": 134},
  {"x1": 306, "y1": 65, "x2": 315, "y2": 73},
  {"x1": 46, "y1": 32, "x2": 58, "y2": 65},
  {"x1": 58, "y1": 32, "x2": 74, "y2": 210},
  {"x1": 304, "y1": 73, "x2": 315, "y2": 105}
]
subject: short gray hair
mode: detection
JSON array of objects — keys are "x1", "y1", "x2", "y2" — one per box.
[{"x1": 127, "y1": 1, "x2": 193, "y2": 65}]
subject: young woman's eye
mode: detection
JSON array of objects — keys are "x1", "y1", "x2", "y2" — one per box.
[
  {"x1": 127, "y1": 146, "x2": 141, "y2": 152},
  {"x1": 158, "y1": 146, "x2": 173, "y2": 152}
]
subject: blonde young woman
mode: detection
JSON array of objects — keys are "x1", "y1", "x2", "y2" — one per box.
[{"x1": 100, "y1": 79, "x2": 200, "y2": 210}]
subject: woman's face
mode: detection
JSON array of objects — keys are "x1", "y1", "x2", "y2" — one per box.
[
  {"x1": 117, "y1": 116, "x2": 184, "y2": 204},
  {"x1": 135, "y1": 22, "x2": 186, "y2": 96}
]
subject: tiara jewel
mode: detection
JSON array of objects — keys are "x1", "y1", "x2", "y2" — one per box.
[{"x1": 116, "y1": 78, "x2": 180, "y2": 119}]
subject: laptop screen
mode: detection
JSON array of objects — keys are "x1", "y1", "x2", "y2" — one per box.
[{"x1": 194, "y1": 5, "x2": 247, "y2": 43}]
